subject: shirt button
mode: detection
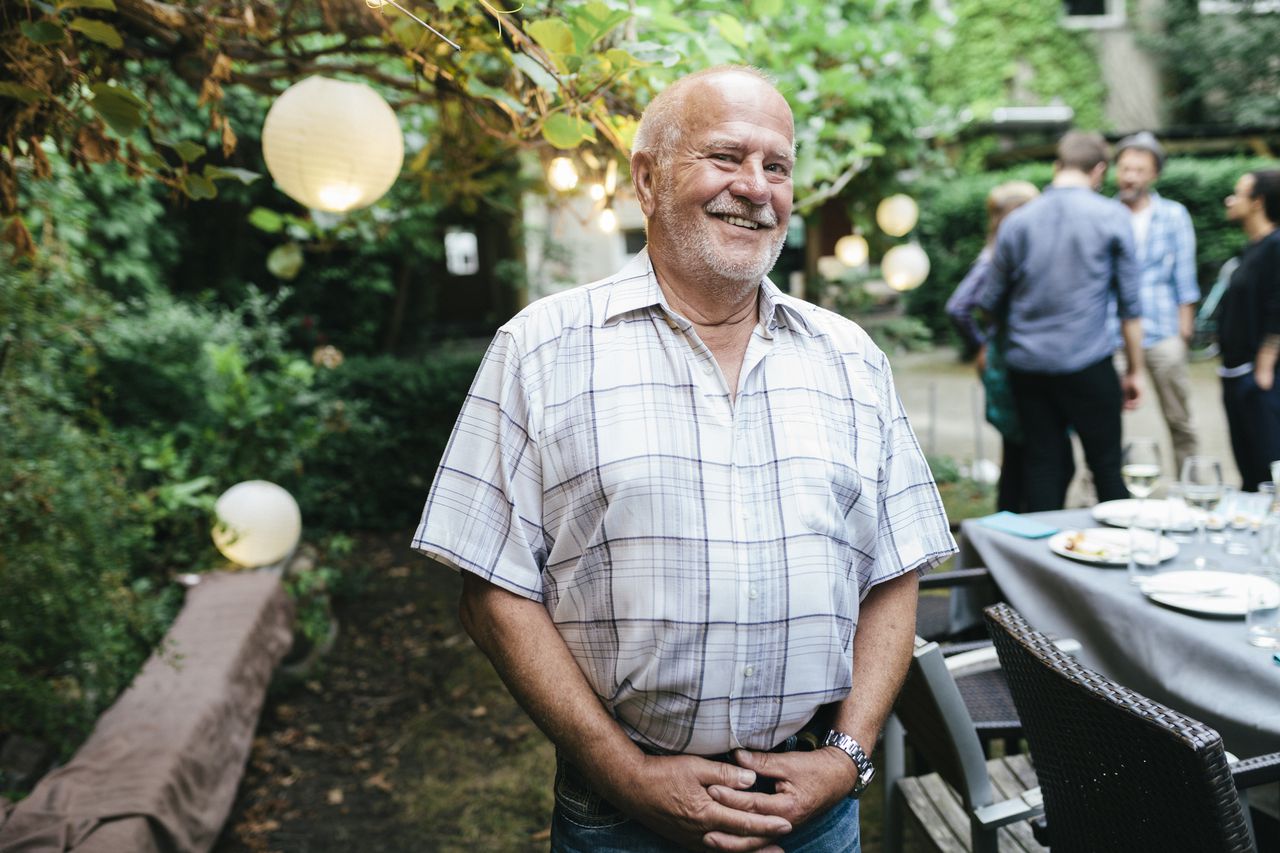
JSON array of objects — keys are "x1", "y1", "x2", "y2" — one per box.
[
  {"x1": 744, "y1": 665, "x2": 755, "y2": 677},
  {"x1": 702, "y1": 361, "x2": 714, "y2": 375},
  {"x1": 748, "y1": 586, "x2": 759, "y2": 600}
]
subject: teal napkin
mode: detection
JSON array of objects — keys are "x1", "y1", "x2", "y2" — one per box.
[{"x1": 977, "y1": 511, "x2": 1059, "y2": 539}]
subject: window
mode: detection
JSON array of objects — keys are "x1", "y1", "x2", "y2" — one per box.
[{"x1": 1062, "y1": 0, "x2": 1124, "y2": 28}]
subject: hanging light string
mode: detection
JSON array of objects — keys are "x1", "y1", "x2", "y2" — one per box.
[{"x1": 365, "y1": 0, "x2": 462, "y2": 51}]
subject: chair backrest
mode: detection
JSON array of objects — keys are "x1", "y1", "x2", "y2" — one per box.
[
  {"x1": 984, "y1": 603, "x2": 1254, "y2": 853},
  {"x1": 893, "y1": 636, "x2": 996, "y2": 811}
]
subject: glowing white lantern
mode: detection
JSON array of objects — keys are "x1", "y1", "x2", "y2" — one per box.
[
  {"x1": 598, "y1": 208, "x2": 618, "y2": 233},
  {"x1": 212, "y1": 480, "x2": 302, "y2": 567},
  {"x1": 261, "y1": 76, "x2": 404, "y2": 213},
  {"x1": 816, "y1": 255, "x2": 847, "y2": 281},
  {"x1": 835, "y1": 233, "x2": 869, "y2": 267},
  {"x1": 882, "y1": 243, "x2": 930, "y2": 292},
  {"x1": 876, "y1": 194, "x2": 919, "y2": 237},
  {"x1": 547, "y1": 157, "x2": 579, "y2": 192}
]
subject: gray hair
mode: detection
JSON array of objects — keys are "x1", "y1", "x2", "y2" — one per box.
[{"x1": 631, "y1": 65, "x2": 787, "y2": 165}]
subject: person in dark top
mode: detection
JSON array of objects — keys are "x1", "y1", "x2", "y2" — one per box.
[{"x1": 1219, "y1": 169, "x2": 1280, "y2": 491}]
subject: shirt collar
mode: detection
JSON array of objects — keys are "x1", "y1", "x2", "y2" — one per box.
[{"x1": 601, "y1": 246, "x2": 807, "y2": 336}]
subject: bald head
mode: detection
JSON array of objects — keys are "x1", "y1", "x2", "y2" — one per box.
[{"x1": 632, "y1": 66, "x2": 794, "y2": 167}]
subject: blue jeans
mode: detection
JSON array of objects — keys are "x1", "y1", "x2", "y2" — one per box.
[{"x1": 550, "y1": 767, "x2": 860, "y2": 852}]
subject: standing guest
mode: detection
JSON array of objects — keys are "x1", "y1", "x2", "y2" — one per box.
[
  {"x1": 412, "y1": 66, "x2": 957, "y2": 852},
  {"x1": 1219, "y1": 169, "x2": 1280, "y2": 491},
  {"x1": 978, "y1": 130, "x2": 1144, "y2": 511},
  {"x1": 1112, "y1": 131, "x2": 1201, "y2": 476},
  {"x1": 946, "y1": 180, "x2": 1075, "y2": 512}
]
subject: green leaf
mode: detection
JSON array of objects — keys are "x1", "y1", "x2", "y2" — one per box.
[
  {"x1": 67, "y1": 17, "x2": 122, "y2": 48},
  {"x1": 0, "y1": 83, "x2": 45, "y2": 104},
  {"x1": 89, "y1": 83, "x2": 146, "y2": 136},
  {"x1": 160, "y1": 138, "x2": 205, "y2": 163},
  {"x1": 711, "y1": 14, "x2": 748, "y2": 52},
  {"x1": 267, "y1": 242, "x2": 304, "y2": 280},
  {"x1": 20, "y1": 20, "x2": 65, "y2": 45},
  {"x1": 57, "y1": 0, "x2": 117, "y2": 9},
  {"x1": 436, "y1": 0, "x2": 460, "y2": 10},
  {"x1": 463, "y1": 78, "x2": 525, "y2": 117},
  {"x1": 604, "y1": 48, "x2": 643, "y2": 74},
  {"x1": 753, "y1": 0, "x2": 783, "y2": 17},
  {"x1": 204, "y1": 165, "x2": 261, "y2": 185},
  {"x1": 181, "y1": 173, "x2": 217, "y2": 200},
  {"x1": 541, "y1": 113, "x2": 595, "y2": 150},
  {"x1": 138, "y1": 150, "x2": 167, "y2": 170},
  {"x1": 249, "y1": 207, "x2": 285, "y2": 233},
  {"x1": 569, "y1": 0, "x2": 630, "y2": 50},
  {"x1": 526, "y1": 19, "x2": 575, "y2": 57},
  {"x1": 513, "y1": 52, "x2": 560, "y2": 94}
]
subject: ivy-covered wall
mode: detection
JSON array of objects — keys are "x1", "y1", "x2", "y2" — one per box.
[{"x1": 927, "y1": 0, "x2": 1108, "y2": 165}]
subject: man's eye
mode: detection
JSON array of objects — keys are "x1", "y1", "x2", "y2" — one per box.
[{"x1": 767, "y1": 164, "x2": 791, "y2": 175}]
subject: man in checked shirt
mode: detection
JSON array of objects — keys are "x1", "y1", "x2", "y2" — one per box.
[{"x1": 413, "y1": 66, "x2": 957, "y2": 852}]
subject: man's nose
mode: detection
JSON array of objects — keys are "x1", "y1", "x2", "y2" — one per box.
[{"x1": 730, "y1": 161, "x2": 771, "y2": 206}]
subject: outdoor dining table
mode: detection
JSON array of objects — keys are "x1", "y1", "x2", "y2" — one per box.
[{"x1": 956, "y1": 507, "x2": 1280, "y2": 760}]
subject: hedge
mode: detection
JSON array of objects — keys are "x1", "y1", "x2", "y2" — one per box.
[{"x1": 906, "y1": 155, "x2": 1277, "y2": 342}]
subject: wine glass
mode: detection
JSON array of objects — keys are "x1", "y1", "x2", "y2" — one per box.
[
  {"x1": 1180, "y1": 455, "x2": 1224, "y2": 570},
  {"x1": 1122, "y1": 439, "x2": 1163, "y2": 584}
]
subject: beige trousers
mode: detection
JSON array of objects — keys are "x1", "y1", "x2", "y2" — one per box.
[{"x1": 1145, "y1": 335, "x2": 1198, "y2": 474}]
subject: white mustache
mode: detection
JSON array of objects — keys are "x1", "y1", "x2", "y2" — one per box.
[{"x1": 704, "y1": 197, "x2": 778, "y2": 228}]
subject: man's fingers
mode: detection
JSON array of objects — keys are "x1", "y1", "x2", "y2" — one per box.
[
  {"x1": 707, "y1": 784, "x2": 770, "y2": 811},
  {"x1": 698, "y1": 757, "x2": 757, "y2": 790},
  {"x1": 702, "y1": 831, "x2": 785, "y2": 853}
]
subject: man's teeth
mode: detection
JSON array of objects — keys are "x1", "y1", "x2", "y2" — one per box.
[{"x1": 720, "y1": 215, "x2": 760, "y2": 229}]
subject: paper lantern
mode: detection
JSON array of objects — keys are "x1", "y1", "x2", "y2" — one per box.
[
  {"x1": 882, "y1": 244, "x2": 930, "y2": 292},
  {"x1": 261, "y1": 76, "x2": 404, "y2": 213},
  {"x1": 547, "y1": 157, "x2": 579, "y2": 192},
  {"x1": 816, "y1": 255, "x2": 847, "y2": 281},
  {"x1": 876, "y1": 194, "x2": 919, "y2": 237},
  {"x1": 835, "y1": 234, "x2": 869, "y2": 267},
  {"x1": 212, "y1": 480, "x2": 302, "y2": 567}
]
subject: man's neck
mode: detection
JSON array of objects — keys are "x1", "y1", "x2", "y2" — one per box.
[
  {"x1": 1245, "y1": 215, "x2": 1277, "y2": 243},
  {"x1": 1123, "y1": 192, "x2": 1152, "y2": 213},
  {"x1": 1052, "y1": 170, "x2": 1094, "y2": 189},
  {"x1": 648, "y1": 250, "x2": 760, "y2": 330}
]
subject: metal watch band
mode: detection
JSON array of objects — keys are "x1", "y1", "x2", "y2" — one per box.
[{"x1": 822, "y1": 729, "x2": 876, "y2": 797}]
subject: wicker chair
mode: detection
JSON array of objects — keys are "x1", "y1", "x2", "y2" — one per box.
[
  {"x1": 883, "y1": 636, "x2": 1045, "y2": 853},
  {"x1": 984, "y1": 603, "x2": 1280, "y2": 853}
]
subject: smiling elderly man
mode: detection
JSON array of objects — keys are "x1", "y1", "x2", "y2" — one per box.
[{"x1": 412, "y1": 66, "x2": 956, "y2": 852}]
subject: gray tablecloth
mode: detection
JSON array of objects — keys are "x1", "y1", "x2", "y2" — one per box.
[{"x1": 960, "y1": 508, "x2": 1280, "y2": 759}]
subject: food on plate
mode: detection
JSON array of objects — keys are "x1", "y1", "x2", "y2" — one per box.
[{"x1": 1062, "y1": 531, "x2": 1120, "y2": 559}]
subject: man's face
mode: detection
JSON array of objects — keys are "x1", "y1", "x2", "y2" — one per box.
[
  {"x1": 1225, "y1": 174, "x2": 1257, "y2": 223},
  {"x1": 1116, "y1": 149, "x2": 1159, "y2": 204},
  {"x1": 647, "y1": 74, "x2": 794, "y2": 287}
]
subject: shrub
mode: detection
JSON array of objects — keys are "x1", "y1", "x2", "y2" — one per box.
[{"x1": 297, "y1": 345, "x2": 486, "y2": 531}]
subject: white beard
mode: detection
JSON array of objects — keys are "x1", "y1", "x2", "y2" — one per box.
[{"x1": 654, "y1": 180, "x2": 788, "y2": 290}]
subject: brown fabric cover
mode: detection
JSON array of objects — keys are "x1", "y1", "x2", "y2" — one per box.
[{"x1": 0, "y1": 571, "x2": 293, "y2": 852}]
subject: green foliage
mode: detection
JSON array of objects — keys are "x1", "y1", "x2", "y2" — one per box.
[
  {"x1": 907, "y1": 156, "x2": 1274, "y2": 341},
  {"x1": 0, "y1": 237, "x2": 178, "y2": 758},
  {"x1": 926, "y1": 0, "x2": 1107, "y2": 168},
  {"x1": 297, "y1": 347, "x2": 487, "y2": 531},
  {"x1": 1145, "y1": 1, "x2": 1280, "y2": 126}
]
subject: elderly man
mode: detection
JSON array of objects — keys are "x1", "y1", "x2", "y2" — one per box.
[
  {"x1": 1112, "y1": 131, "x2": 1201, "y2": 475},
  {"x1": 979, "y1": 130, "x2": 1144, "y2": 511},
  {"x1": 413, "y1": 66, "x2": 956, "y2": 852}
]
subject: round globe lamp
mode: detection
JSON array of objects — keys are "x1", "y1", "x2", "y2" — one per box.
[
  {"x1": 212, "y1": 480, "x2": 302, "y2": 568},
  {"x1": 882, "y1": 244, "x2": 930, "y2": 292},
  {"x1": 261, "y1": 76, "x2": 404, "y2": 213},
  {"x1": 835, "y1": 234, "x2": 869, "y2": 267},
  {"x1": 876, "y1": 194, "x2": 919, "y2": 237}
]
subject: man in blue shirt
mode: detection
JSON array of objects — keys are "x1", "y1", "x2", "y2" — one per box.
[
  {"x1": 1113, "y1": 131, "x2": 1201, "y2": 476},
  {"x1": 979, "y1": 131, "x2": 1144, "y2": 511}
]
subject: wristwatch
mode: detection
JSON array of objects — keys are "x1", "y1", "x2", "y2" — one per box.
[{"x1": 822, "y1": 730, "x2": 876, "y2": 797}]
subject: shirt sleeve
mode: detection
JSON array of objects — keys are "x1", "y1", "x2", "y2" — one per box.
[
  {"x1": 411, "y1": 330, "x2": 547, "y2": 600},
  {"x1": 1113, "y1": 213, "x2": 1142, "y2": 320},
  {"x1": 946, "y1": 255, "x2": 992, "y2": 348},
  {"x1": 1172, "y1": 204, "x2": 1200, "y2": 307},
  {"x1": 978, "y1": 227, "x2": 1016, "y2": 315},
  {"x1": 865, "y1": 352, "x2": 959, "y2": 596}
]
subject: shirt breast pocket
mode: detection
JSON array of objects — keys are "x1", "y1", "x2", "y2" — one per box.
[{"x1": 779, "y1": 419, "x2": 860, "y2": 545}]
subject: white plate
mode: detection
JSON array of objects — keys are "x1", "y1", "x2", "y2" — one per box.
[
  {"x1": 1048, "y1": 528, "x2": 1179, "y2": 566},
  {"x1": 1140, "y1": 571, "x2": 1280, "y2": 618},
  {"x1": 1092, "y1": 498, "x2": 1203, "y2": 533}
]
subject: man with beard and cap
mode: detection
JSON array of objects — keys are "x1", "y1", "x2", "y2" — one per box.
[
  {"x1": 412, "y1": 65, "x2": 956, "y2": 852},
  {"x1": 1112, "y1": 131, "x2": 1201, "y2": 476}
]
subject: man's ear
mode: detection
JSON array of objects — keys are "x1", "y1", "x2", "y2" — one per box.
[
  {"x1": 1090, "y1": 161, "x2": 1108, "y2": 187},
  {"x1": 631, "y1": 152, "x2": 659, "y2": 218}
]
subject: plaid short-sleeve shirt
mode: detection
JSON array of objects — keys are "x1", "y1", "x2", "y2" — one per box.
[{"x1": 413, "y1": 250, "x2": 957, "y2": 755}]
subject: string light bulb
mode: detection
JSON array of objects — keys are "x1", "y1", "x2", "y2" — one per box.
[
  {"x1": 547, "y1": 157, "x2": 579, "y2": 192},
  {"x1": 835, "y1": 233, "x2": 869, "y2": 267},
  {"x1": 589, "y1": 183, "x2": 606, "y2": 201},
  {"x1": 876, "y1": 194, "x2": 919, "y2": 237},
  {"x1": 882, "y1": 243, "x2": 930, "y2": 291},
  {"x1": 598, "y1": 207, "x2": 618, "y2": 233}
]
